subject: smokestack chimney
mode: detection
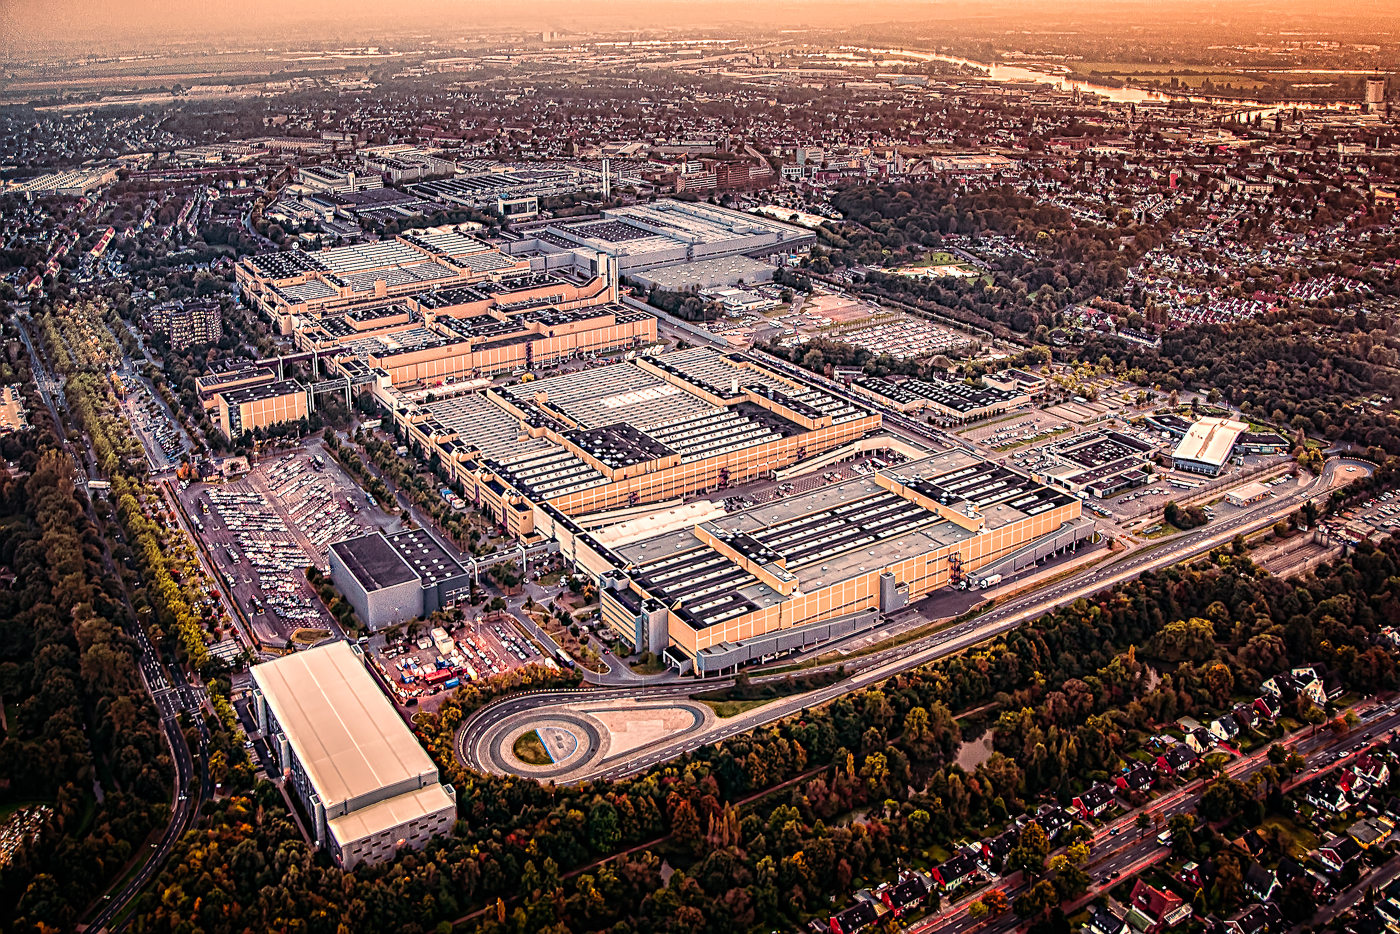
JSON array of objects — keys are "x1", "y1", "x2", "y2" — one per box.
[{"x1": 602, "y1": 158, "x2": 611, "y2": 201}]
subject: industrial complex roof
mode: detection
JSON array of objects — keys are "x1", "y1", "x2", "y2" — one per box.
[
  {"x1": 386, "y1": 528, "x2": 468, "y2": 586},
  {"x1": 251, "y1": 642, "x2": 439, "y2": 811},
  {"x1": 330, "y1": 532, "x2": 419, "y2": 591},
  {"x1": 220, "y1": 379, "x2": 306, "y2": 406},
  {"x1": 327, "y1": 783, "x2": 455, "y2": 847},
  {"x1": 612, "y1": 448, "x2": 1073, "y2": 631},
  {"x1": 1173, "y1": 416, "x2": 1248, "y2": 467}
]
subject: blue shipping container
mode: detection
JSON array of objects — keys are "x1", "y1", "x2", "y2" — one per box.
[{"x1": 443, "y1": 678, "x2": 460, "y2": 689}]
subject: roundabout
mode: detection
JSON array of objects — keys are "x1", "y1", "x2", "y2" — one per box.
[{"x1": 467, "y1": 692, "x2": 716, "y2": 782}]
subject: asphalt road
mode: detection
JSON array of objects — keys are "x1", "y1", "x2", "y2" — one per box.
[
  {"x1": 19, "y1": 317, "x2": 215, "y2": 934},
  {"x1": 915, "y1": 700, "x2": 1400, "y2": 934},
  {"x1": 460, "y1": 457, "x2": 1362, "y2": 781},
  {"x1": 86, "y1": 630, "x2": 210, "y2": 933}
]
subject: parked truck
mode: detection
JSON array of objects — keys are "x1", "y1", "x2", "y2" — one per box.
[{"x1": 977, "y1": 573, "x2": 1003, "y2": 590}]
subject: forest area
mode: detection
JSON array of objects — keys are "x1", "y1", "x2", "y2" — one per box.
[
  {"x1": 112, "y1": 532, "x2": 1400, "y2": 934},
  {"x1": 0, "y1": 326, "x2": 174, "y2": 931}
]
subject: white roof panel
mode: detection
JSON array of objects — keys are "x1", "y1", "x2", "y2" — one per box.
[{"x1": 252, "y1": 642, "x2": 437, "y2": 810}]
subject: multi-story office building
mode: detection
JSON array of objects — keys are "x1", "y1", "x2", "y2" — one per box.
[
  {"x1": 235, "y1": 228, "x2": 530, "y2": 333},
  {"x1": 151, "y1": 299, "x2": 223, "y2": 350},
  {"x1": 295, "y1": 165, "x2": 383, "y2": 195}
]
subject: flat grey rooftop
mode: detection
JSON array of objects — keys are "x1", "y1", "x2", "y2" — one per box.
[{"x1": 331, "y1": 532, "x2": 417, "y2": 591}]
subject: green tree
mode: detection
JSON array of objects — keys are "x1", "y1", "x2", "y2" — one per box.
[{"x1": 1010, "y1": 821, "x2": 1050, "y2": 876}]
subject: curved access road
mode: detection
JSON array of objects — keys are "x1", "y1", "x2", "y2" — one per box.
[{"x1": 459, "y1": 458, "x2": 1367, "y2": 782}]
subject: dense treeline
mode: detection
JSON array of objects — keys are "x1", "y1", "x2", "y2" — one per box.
[
  {"x1": 123, "y1": 532, "x2": 1400, "y2": 934},
  {"x1": 38, "y1": 303, "x2": 238, "y2": 674},
  {"x1": 1081, "y1": 314, "x2": 1400, "y2": 455},
  {"x1": 821, "y1": 181, "x2": 1164, "y2": 333},
  {"x1": 0, "y1": 427, "x2": 171, "y2": 931}
]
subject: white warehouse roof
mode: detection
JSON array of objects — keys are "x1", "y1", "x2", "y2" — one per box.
[
  {"x1": 1173, "y1": 416, "x2": 1247, "y2": 467},
  {"x1": 252, "y1": 641, "x2": 439, "y2": 811}
]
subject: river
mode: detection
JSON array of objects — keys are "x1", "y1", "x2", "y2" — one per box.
[{"x1": 841, "y1": 46, "x2": 1355, "y2": 116}]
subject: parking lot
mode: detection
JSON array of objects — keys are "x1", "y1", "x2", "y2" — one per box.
[
  {"x1": 181, "y1": 446, "x2": 401, "y2": 648},
  {"x1": 1331, "y1": 488, "x2": 1400, "y2": 545},
  {"x1": 368, "y1": 612, "x2": 555, "y2": 710},
  {"x1": 831, "y1": 314, "x2": 975, "y2": 359},
  {"x1": 962, "y1": 412, "x2": 1071, "y2": 450},
  {"x1": 122, "y1": 380, "x2": 185, "y2": 467}
]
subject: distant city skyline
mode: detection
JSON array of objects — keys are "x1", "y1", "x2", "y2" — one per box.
[{"x1": 7, "y1": 0, "x2": 1400, "y2": 57}]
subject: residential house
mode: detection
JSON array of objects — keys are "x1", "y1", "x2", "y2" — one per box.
[
  {"x1": 1265, "y1": 668, "x2": 1327, "y2": 707},
  {"x1": 1353, "y1": 752, "x2": 1391, "y2": 787},
  {"x1": 1185, "y1": 727, "x2": 1215, "y2": 754},
  {"x1": 1116, "y1": 760, "x2": 1157, "y2": 796},
  {"x1": 1301, "y1": 777, "x2": 1350, "y2": 814},
  {"x1": 829, "y1": 899, "x2": 882, "y2": 934},
  {"x1": 1317, "y1": 833, "x2": 1363, "y2": 873},
  {"x1": 1252, "y1": 696, "x2": 1279, "y2": 724},
  {"x1": 1124, "y1": 879, "x2": 1192, "y2": 934},
  {"x1": 959, "y1": 842, "x2": 990, "y2": 875},
  {"x1": 1157, "y1": 744, "x2": 1199, "y2": 777},
  {"x1": 1373, "y1": 877, "x2": 1400, "y2": 929},
  {"x1": 1224, "y1": 904, "x2": 1282, "y2": 934},
  {"x1": 931, "y1": 852, "x2": 977, "y2": 892},
  {"x1": 1033, "y1": 803, "x2": 1071, "y2": 840},
  {"x1": 980, "y1": 829, "x2": 1017, "y2": 870},
  {"x1": 1261, "y1": 672, "x2": 1302, "y2": 703},
  {"x1": 1243, "y1": 862, "x2": 1279, "y2": 903},
  {"x1": 878, "y1": 873, "x2": 929, "y2": 916},
  {"x1": 1347, "y1": 815, "x2": 1393, "y2": 850},
  {"x1": 1238, "y1": 829, "x2": 1267, "y2": 859},
  {"x1": 1290, "y1": 666, "x2": 1334, "y2": 704},
  {"x1": 1085, "y1": 904, "x2": 1132, "y2": 934},
  {"x1": 1231, "y1": 703, "x2": 1260, "y2": 732},
  {"x1": 1209, "y1": 715, "x2": 1242, "y2": 744},
  {"x1": 1337, "y1": 769, "x2": 1371, "y2": 806},
  {"x1": 1376, "y1": 895, "x2": 1400, "y2": 931},
  {"x1": 1073, "y1": 782, "x2": 1118, "y2": 820}
]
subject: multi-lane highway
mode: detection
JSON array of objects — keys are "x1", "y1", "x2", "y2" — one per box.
[
  {"x1": 84, "y1": 627, "x2": 210, "y2": 934},
  {"x1": 459, "y1": 456, "x2": 1366, "y2": 781},
  {"x1": 17, "y1": 312, "x2": 215, "y2": 934}
]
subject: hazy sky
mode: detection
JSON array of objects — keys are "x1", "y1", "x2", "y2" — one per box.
[{"x1": 5, "y1": 0, "x2": 1400, "y2": 58}]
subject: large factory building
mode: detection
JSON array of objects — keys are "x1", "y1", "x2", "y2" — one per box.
[
  {"x1": 377, "y1": 348, "x2": 882, "y2": 538},
  {"x1": 570, "y1": 450, "x2": 1090, "y2": 675}
]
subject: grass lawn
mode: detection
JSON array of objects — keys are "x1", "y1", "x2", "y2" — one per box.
[
  {"x1": 1236, "y1": 733, "x2": 1268, "y2": 754},
  {"x1": 290, "y1": 627, "x2": 331, "y2": 645},
  {"x1": 696, "y1": 697, "x2": 772, "y2": 718},
  {"x1": 629, "y1": 654, "x2": 669, "y2": 675},
  {"x1": 1203, "y1": 751, "x2": 1233, "y2": 772},
  {"x1": 512, "y1": 730, "x2": 552, "y2": 766},
  {"x1": 1260, "y1": 814, "x2": 1320, "y2": 857}
]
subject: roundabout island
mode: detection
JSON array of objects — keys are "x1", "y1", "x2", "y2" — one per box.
[{"x1": 469, "y1": 693, "x2": 716, "y2": 782}]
